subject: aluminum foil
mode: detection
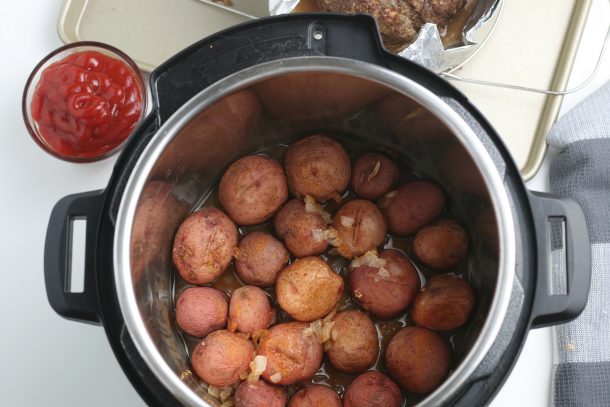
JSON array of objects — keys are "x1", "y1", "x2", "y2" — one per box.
[{"x1": 268, "y1": 0, "x2": 502, "y2": 73}]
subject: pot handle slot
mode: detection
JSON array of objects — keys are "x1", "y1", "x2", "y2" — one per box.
[
  {"x1": 528, "y1": 191, "x2": 591, "y2": 328},
  {"x1": 44, "y1": 190, "x2": 103, "y2": 324},
  {"x1": 149, "y1": 14, "x2": 453, "y2": 123}
]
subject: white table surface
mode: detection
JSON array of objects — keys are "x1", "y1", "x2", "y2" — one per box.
[{"x1": 0, "y1": 1, "x2": 608, "y2": 406}]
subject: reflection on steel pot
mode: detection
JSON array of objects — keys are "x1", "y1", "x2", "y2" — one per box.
[{"x1": 43, "y1": 14, "x2": 590, "y2": 407}]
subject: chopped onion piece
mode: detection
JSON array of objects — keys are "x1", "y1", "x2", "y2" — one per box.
[
  {"x1": 270, "y1": 372, "x2": 282, "y2": 383},
  {"x1": 367, "y1": 161, "x2": 381, "y2": 182},
  {"x1": 247, "y1": 355, "x2": 267, "y2": 383},
  {"x1": 304, "y1": 195, "x2": 333, "y2": 224},
  {"x1": 208, "y1": 385, "x2": 220, "y2": 399},
  {"x1": 340, "y1": 216, "x2": 355, "y2": 227}
]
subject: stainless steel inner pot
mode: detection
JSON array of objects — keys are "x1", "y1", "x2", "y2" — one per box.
[{"x1": 114, "y1": 57, "x2": 515, "y2": 406}]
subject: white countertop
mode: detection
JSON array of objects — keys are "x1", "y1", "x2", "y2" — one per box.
[{"x1": 0, "y1": 0, "x2": 608, "y2": 406}]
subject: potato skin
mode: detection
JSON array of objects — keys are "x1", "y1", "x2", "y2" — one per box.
[
  {"x1": 412, "y1": 219, "x2": 469, "y2": 269},
  {"x1": 172, "y1": 208, "x2": 238, "y2": 284},
  {"x1": 326, "y1": 310, "x2": 379, "y2": 373},
  {"x1": 175, "y1": 287, "x2": 228, "y2": 337},
  {"x1": 276, "y1": 257, "x2": 344, "y2": 322},
  {"x1": 411, "y1": 274, "x2": 475, "y2": 331},
  {"x1": 228, "y1": 286, "x2": 274, "y2": 334},
  {"x1": 343, "y1": 371, "x2": 402, "y2": 407},
  {"x1": 351, "y1": 153, "x2": 399, "y2": 200},
  {"x1": 258, "y1": 322, "x2": 324, "y2": 385},
  {"x1": 349, "y1": 249, "x2": 419, "y2": 319},
  {"x1": 235, "y1": 232, "x2": 289, "y2": 287},
  {"x1": 219, "y1": 155, "x2": 288, "y2": 225},
  {"x1": 191, "y1": 330, "x2": 254, "y2": 387},
  {"x1": 384, "y1": 327, "x2": 450, "y2": 394},
  {"x1": 274, "y1": 199, "x2": 328, "y2": 258},
  {"x1": 288, "y1": 385, "x2": 342, "y2": 407},
  {"x1": 378, "y1": 181, "x2": 445, "y2": 236},
  {"x1": 284, "y1": 135, "x2": 351, "y2": 202},
  {"x1": 333, "y1": 199, "x2": 387, "y2": 259},
  {"x1": 235, "y1": 379, "x2": 287, "y2": 407}
]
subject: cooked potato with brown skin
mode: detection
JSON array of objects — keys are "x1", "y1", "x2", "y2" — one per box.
[
  {"x1": 276, "y1": 257, "x2": 344, "y2": 322},
  {"x1": 326, "y1": 310, "x2": 378, "y2": 373},
  {"x1": 284, "y1": 135, "x2": 351, "y2": 202},
  {"x1": 219, "y1": 155, "x2": 289, "y2": 225},
  {"x1": 235, "y1": 379, "x2": 287, "y2": 407},
  {"x1": 172, "y1": 208, "x2": 238, "y2": 284},
  {"x1": 274, "y1": 199, "x2": 329, "y2": 258},
  {"x1": 235, "y1": 232, "x2": 289, "y2": 287},
  {"x1": 175, "y1": 287, "x2": 228, "y2": 337},
  {"x1": 288, "y1": 385, "x2": 342, "y2": 407},
  {"x1": 228, "y1": 286, "x2": 274, "y2": 334},
  {"x1": 333, "y1": 199, "x2": 387, "y2": 259},
  {"x1": 191, "y1": 330, "x2": 254, "y2": 387},
  {"x1": 378, "y1": 181, "x2": 445, "y2": 236},
  {"x1": 343, "y1": 371, "x2": 402, "y2": 407},
  {"x1": 385, "y1": 327, "x2": 450, "y2": 394},
  {"x1": 349, "y1": 249, "x2": 419, "y2": 319},
  {"x1": 258, "y1": 322, "x2": 324, "y2": 385},
  {"x1": 412, "y1": 219, "x2": 469, "y2": 269},
  {"x1": 412, "y1": 274, "x2": 475, "y2": 331},
  {"x1": 351, "y1": 153, "x2": 400, "y2": 200}
]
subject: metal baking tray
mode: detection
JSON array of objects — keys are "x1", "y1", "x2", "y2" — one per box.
[{"x1": 57, "y1": 0, "x2": 592, "y2": 178}]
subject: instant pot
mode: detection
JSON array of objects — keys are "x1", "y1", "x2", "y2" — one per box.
[{"x1": 44, "y1": 15, "x2": 591, "y2": 406}]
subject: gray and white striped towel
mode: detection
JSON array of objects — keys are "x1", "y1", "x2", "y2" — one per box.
[{"x1": 549, "y1": 81, "x2": 610, "y2": 406}]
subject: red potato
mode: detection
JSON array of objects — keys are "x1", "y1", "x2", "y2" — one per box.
[
  {"x1": 235, "y1": 232, "x2": 290, "y2": 287},
  {"x1": 219, "y1": 155, "x2": 289, "y2": 225},
  {"x1": 326, "y1": 310, "x2": 379, "y2": 373},
  {"x1": 175, "y1": 287, "x2": 228, "y2": 337},
  {"x1": 378, "y1": 181, "x2": 445, "y2": 236},
  {"x1": 276, "y1": 257, "x2": 344, "y2": 322},
  {"x1": 228, "y1": 286, "x2": 274, "y2": 334},
  {"x1": 258, "y1": 322, "x2": 324, "y2": 385},
  {"x1": 284, "y1": 135, "x2": 351, "y2": 202},
  {"x1": 412, "y1": 219, "x2": 469, "y2": 269},
  {"x1": 288, "y1": 385, "x2": 342, "y2": 407},
  {"x1": 411, "y1": 274, "x2": 475, "y2": 331},
  {"x1": 191, "y1": 330, "x2": 254, "y2": 387},
  {"x1": 235, "y1": 379, "x2": 287, "y2": 407},
  {"x1": 351, "y1": 153, "x2": 400, "y2": 200},
  {"x1": 274, "y1": 199, "x2": 329, "y2": 258},
  {"x1": 343, "y1": 371, "x2": 402, "y2": 407},
  {"x1": 172, "y1": 208, "x2": 238, "y2": 284},
  {"x1": 349, "y1": 249, "x2": 419, "y2": 319},
  {"x1": 332, "y1": 199, "x2": 387, "y2": 259},
  {"x1": 385, "y1": 327, "x2": 450, "y2": 394}
]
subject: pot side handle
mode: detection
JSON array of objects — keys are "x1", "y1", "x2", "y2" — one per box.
[
  {"x1": 528, "y1": 191, "x2": 591, "y2": 328},
  {"x1": 44, "y1": 190, "x2": 104, "y2": 325},
  {"x1": 148, "y1": 14, "x2": 453, "y2": 123}
]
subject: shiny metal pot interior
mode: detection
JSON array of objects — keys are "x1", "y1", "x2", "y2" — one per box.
[{"x1": 114, "y1": 57, "x2": 515, "y2": 406}]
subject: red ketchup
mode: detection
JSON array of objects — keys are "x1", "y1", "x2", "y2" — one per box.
[{"x1": 31, "y1": 51, "x2": 143, "y2": 159}]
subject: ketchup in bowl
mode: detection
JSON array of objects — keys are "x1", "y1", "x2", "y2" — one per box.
[{"x1": 23, "y1": 43, "x2": 145, "y2": 162}]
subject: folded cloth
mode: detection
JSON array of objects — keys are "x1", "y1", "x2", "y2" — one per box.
[{"x1": 548, "y1": 81, "x2": 610, "y2": 407}]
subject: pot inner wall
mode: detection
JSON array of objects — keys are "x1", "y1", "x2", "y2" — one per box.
[{"x1": 127, "y1": 70, "x2": 500, "y2": 406}]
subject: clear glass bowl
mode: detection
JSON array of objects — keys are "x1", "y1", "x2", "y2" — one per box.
[{"x1": 22, "y1": 41, "x2": 147, "y2": 163}]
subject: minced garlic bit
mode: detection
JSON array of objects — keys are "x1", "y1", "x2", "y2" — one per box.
[
  {"x1": 305, "y1": 310, "x2": 337, "y2": 344},
  {"x1": 353, "y1": 288, "x2": 363, "y2": 299},
  {"x1": 270, "y1": 372, "x2": 282, "y2": 383},
  {"x1": 340, "y1": 216, "x2": 355, "y2": 228},
  {"x1": 247, "y1": 355, "x2": 267, "y2": 383},
  {"x1": 180, "y1": 370, "x2": 192, "y2": 380},
  {"x1": 208, "y1": 385, "x2": 221, "y2": 399},
  {"x1": 367, "y1": 161, "x2": 381, "y2": 182},
  {"x1": 304, "y1": 195, "x2": 333, "y2": 224}
]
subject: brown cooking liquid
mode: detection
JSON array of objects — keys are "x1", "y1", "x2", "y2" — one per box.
[
  {"x1": 293, "y1": 0, "x2": 476, "y2": 48},
  {"x1": 173, "y1": 143, "x2": 472, "y2": 406}
]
